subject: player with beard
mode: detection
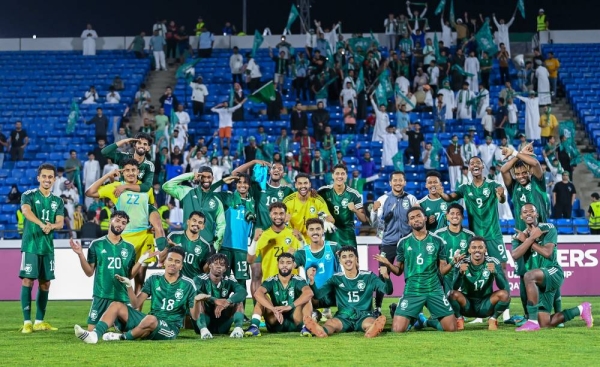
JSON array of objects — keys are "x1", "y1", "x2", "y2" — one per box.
[
  {"x1": 417, "y1": 171, "x2": 449, "y2": 231},
  {"x1": 69, "y1": 211, "x2": 155, "y2": 330},
  {"x1": 317, "y1": 164, "x2": 368, "y2": 247},
  {"x1": 512, "y1": 204, "x2": 593, "y2": 331},
  {"x1": 303, "y1": 246, "x2": 391, "y2": 338},
  {"x1": 86, "y1": 159, "x2": 165, "y2": 298},
  {"x1": 245, "y1": 253, "x2": 314, "y2": 336},
  {"x1": 500, "y1": 142, "x2": 554, "y2": 325},
  {"x1": 74, "y1": 246, "x2": 199, "y2": 343},
  {"x1": 163, "y1": 166, "x2": 226, "y2": 251},
  {"x1": 193, "y1": 254, "x2": 248, "y2": 339},
  {"x1": 448, "y1": 237, "x2": 511, "y2": 331},
  {"x1": 164, "y1": 211, "x2": 210, "y2": 279}
]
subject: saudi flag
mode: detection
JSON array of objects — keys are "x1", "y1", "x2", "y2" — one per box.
[
  {"x1": 474, "y1": 20, "x2": 498, "y2": 55},
  {"x1": 430, "y1": 134, "x2": 443, "y2": 169},
  {"x1": 449, "y1": 0, "x2": 455, "y2": 23},
  {"x1": 435, "y1": 0, "x2": 446, "y2": 15},
  {"x1": 228, "y1": 87, "x2": 235, "y2": 106},
  {"x1": 249, "y1": 81, "x2": 276, "y2": 104},
  {"x1": 66, "y1": 99, "x2": 81, "y2": 134},
  {"x1": 393, "y1": 151, "x2": 405, "y2": 171},
  {"x1": 559, "y1": 120, "x2": 582, "y2": 165},
  {"x1": 584, "y1": 154, "x2": 600, "y2": 178},
  {"x1": 378, "y1": 69, "x2": 393, "y2": 98},
  {"x1": 517, "y1": 0, "x2": 526, "y2": 18},
  {"x1": 176, "y1": 58, "x2": 201, "y2": 83},
  {"x1": 285, "y1": 4, "x2": 300, "y2": 31},
  {"x1": 375, "y1": 83, "x2": 388, "y2": 106},
  {"x1": 356, "y1": 67, "x2": 365, "y2": 94},
  {"x1": 251, "y1": 30, "x2": 264, "y2": 57}
]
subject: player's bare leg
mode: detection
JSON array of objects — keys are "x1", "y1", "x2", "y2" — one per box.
[
  {"x1": 305, "y1": 316, "x2": 343, "y2": 337},
  {"x1": 488, "y1": 290, "x2": 511, "y2": 330},
  {"x1": 392, "y1": 315, "x2": 411, "y2": 333},
  {"x1": 133, "y1": 266, "x2": 147, "y2": 309},
  {"x1": 75, "y1": 302, "x2": 130, "y2": 344},
  {"x1": 296, "y1": 301, "x2": 313, "y2": 336},
  {"x1": 538, "y1": 302, "x2": 594, "y2": 328},
  {"x1": 363, "y1": 315, "x2": 387, "y2": 338}
]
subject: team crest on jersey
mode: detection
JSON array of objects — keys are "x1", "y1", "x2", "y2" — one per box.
[
  {"x1": 194, "y1": 246, "x2": 202, "y2": 255},
  {"x1": 24, "y1": 264, "x2": 32, "y2": 273},
  {"x1": 175, "y1": 289, "x2": 184, "y2": 300},
  {"x1": 525, "y1": 183, "x2": 532, "y2": 191},
  {"x1": 357, "y1": 280, "x2": 366, "y2": 291},
  {"x1": 425, "y1": 244, "x2": 435, "y2": 254},
  {"x1": 440, "y1": 202, "x2": 447, "y2": 211},
  {"x1": 50, "y1": 201, "x2": 58, "y2": 211},
  {"x1": 120, "y1": 249, "x2": 129, "y2": 258},
  {"x1": 400, "y1": 299, "x2": 408, "y2": 309},
  {"x1": 89, "y1": 310, "x2": 98, "y2": 321},
  {"x1": 285, "y1": 237, "x2": 292, "y2": 245},
  {"x1": 209, "y1": 199, "x2": 216, "y2": 209},
  {"x1": 402, "y1": 200, "x2": 410, "y2": 209},
  {"x1": 482, "y1": 270, "x2": 490, "y2": 278},
  {"x1": 288, "y1": 288, "x2": 295, "y2": 298},
  {"x1": 459, "y1": 240, "x2": 467, "y2": 249},
  {"x1": 324, "y1": 252, "x2": 333, "y2": 261},
  {"x1": 277, "y1": 191, "x2": 284, "y2": 199},
  {"x1": 482, "y1": 188, "x2": 490, "y2": 197},
  {"x1": 309, "y1": 206, "x2": 316, "y2": 214},
  {"x1": 341, "y1": 198, "x2": 349, "y2": 207},
  {"x1": 221, "y1": 289, "x2": 229, "y2": 297}
]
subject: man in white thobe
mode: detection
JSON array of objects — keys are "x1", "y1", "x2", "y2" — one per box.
[
  {"x1": 516, "y1": 91, "x2": 541, "y2": 140},
  {"x1": 174, "y1": 104, "x2": 191, "y2": 134},
  {"x1": 464, "y1": 51, "x2": 480, "y2": 93},
  {"x1": 370, "y1": 95, "x2": 390, "y2": 141},
  {"x1": 81, "y1": 24, "x2": 98, "y2": 56},
  {"x1": 535, "y1": 62, "x2": 552, "y2": 105},
  {"x1": 395, "y1": 74, "x2": 411, "y2": 95},
  {"x1": 381, "y1": 125, "x2": 403, "y2": 166},
  {"x1": 455, "y1": 82, "x2": 475, "y2": 120},
  {"x1": 438, "y1": 80, "x2": 455, "y2": 119},
  {"x1": 441, "y1": 16, "x2": 453, "y2": 47},
  {"x1": 461, "y1": 135, "x2": 478, "y2": 164},
  {"x1": 476, "y1": 84, "x2": 490, "y2": 118},
  {"x1": 478, "y1": 135, "x2": 497, "y2": 177},
  {"x1": 83, "y1": 152, "x2": 100, "y2": 208},
  {"x1": 493, "y1": 12, "x2": 516, "y2": 56}
]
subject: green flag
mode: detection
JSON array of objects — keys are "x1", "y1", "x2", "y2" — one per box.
[
  {"x1": 392, "y1": 151, "x2": 405, "y2": 171},
  {"x1": 433, "y1": 32, "x2": 441, "y2": 60},
  {"x1": 449, "y1": 0, "x2": 455, "y2": 23},
  {"x1": 378, "y1": 70, "x2": 393, "y2": 98},
  {"x1": 319, "y1": 76, "x2": 339, "y2": 93},
  {"x1": 559, "y1": 120, "x2": 582, "y2": 165},
  {"x1": 517, "y1": 0, "x2": 526, "y2": 18},
  {"x1": 369, "y1": 31, "x2": 380, "y2": 49},
  {"x1": 451, "y1": 64, "x2": 474, "y2": 77},
  {"x1": 356, "y1": 67, "x2": 365, "y2": 94},
  {"x1": 237, "y1": 136, "x2": 245, "y2": 158},
  {"x1": 347, "y1": 37, "x2": 371, "y2": 55},
  {"x1": 341, "y1": 138, "x2": 351, "y2": 155},
  {"x1": 176, "y1": 58, "x2": 201, "y2": 83},
  {"x1": 431, "y1": 134, "x2": 443, "y2": 169},
  {"x1": 584, "y1": 154, "x2": 600, "y2": 178},
  {"x1": 474, "y1": 20, "x2": 498, "y2": 55},
  {"x1": 67, "y1": 99, "x2": 81, "y2": 134},
  {"x1": 249, "y1": 81, "x2": 276, "y2": 104},
  {"x1": 435, "y1": 0, "x2": 446, "y2": 15},
  {"x1": 251, "y1": 30, "x2": 264, "y2": 58},
  {"x1": 228, "y1": 87, "x2": 234, "y2": 106},
  {"x1": 395, "y1": 84, "x2": 415, "y2": 108},
  {"x1": 375, "y1": 83, "x2": 388, "y2": 106},
  {"x1": 285, "y1": 4, "x2": 300, "y2": 31}
]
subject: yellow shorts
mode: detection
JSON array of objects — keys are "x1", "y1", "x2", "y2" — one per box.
[{"x1": 123, "y1": 230, "x2": 156, "y2": 263}]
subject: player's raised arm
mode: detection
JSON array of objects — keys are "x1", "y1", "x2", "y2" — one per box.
[
  {"x1": 373, "y1": 253, "x2": 401, "y2": 275},
  {"x1": 510, "y1": 232, "x2": 536, "y2": 260},
  {"x1": 231, "y1": 159, "x2": 271, "y2": 176},
  {"x1": 228, "y1": 279, "x2": 249, "y2": 303},
  {"x1": 438, "y1": 182, "x2": 462, "y2": 202},
  {"x1": 115, "y1": 274, "x2": 149, "y2": 309},
  {"x1": 372, "y1": 269, "x2": 394, "y2": 295},
  {"x1": 492, "y1": 260, "x2": 510, "y2": 291},
  {"x1": 85, "y1": 169, "x2": 121, "y2": 198},
  {"x1": 452, "y1": 261, "x2": 468, "y2": 290},
  {"x1": 162, "y1": 172, "x2": 196, "y2": 200},
  {"x1": 306, "y1": 267, "x2": 335, "y2": 305},
  {"x1": 70, "y1": 239, "x2": 95, "y2": 277},
  {"x1": 212, "y1": 199, "x2": 226, "y2": 252}
]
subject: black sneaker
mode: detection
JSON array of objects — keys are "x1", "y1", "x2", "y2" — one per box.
[
  {"x1": 372, "y1": 308, "x2": 382, "y2": 318},
  {"x1": 389, "y1": 303, "x2": 397, "y2": 318}
]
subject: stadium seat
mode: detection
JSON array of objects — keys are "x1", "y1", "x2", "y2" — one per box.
[{"x1": 556, "y1": 219, "x2": 574, "y2": 234}]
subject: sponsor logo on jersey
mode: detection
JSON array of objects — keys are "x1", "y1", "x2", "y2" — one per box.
[
  {"x1": 482, "y1": 188, "x2": 490, "y2": 197},
  {"x1": 89, "y1": 310, "x2": 98, "y2": 321},
  {"x1": 440, "y1": 202, "x2": 447, "y2": 211},
  {"x1": 194, "y1": 246, "x2": 202, "y2": 255},
  {"x1": 400, "y1": 299, "x2": 408, "y2": 309},
  {"x1": 357, "y1": 280, "x2": 366, "y2": 291},
  {"x1": 339, "y1": 283, "x2": 345, "y2": 288},
  {"x1": 309, "y1": 206, "x2": 316, "y2": 214},
  {"x1": 407, "y1": 246, "x2": 413, "y2": 251},
  {"x1": 460, "y1": 240, "x2": 467, "y2": 249},
  {"x1": 341, "y1": 198, "x2": 349, "y2": 207},
  {"x1": 482, "y1": 270, "x2": 490, "y2": 278},
  {"x1": 324, "y1": 252, "x2": 332, "y2": 261},
  {"x1": 278, "y1": 191, "x2": 284, "y2": 199},
  {"x1": 285, "y1": 237, "x2": 292, "y2": 245},
  {"x1": 525, "y1": 183, "x2": 531, "y2": 191},
  {"x1": 209, "y1": 199, "x2": 216, "y2": 209},
  {"x1": 35, "y1": 200, "x2": 41, "y2": 204},
  {"x1": 101, "y1": 249, "x2": 107, "y2": 254},
  {"x1": 51, "y1": 201, "x2": 58, "y2": 211},
  {"x1": 156, "y1": 287, "x2": 162, "y2": 292},
  {"x1": 426, "y1": 244, "x2": 435, "y2": 254},
  {"x1": 121, "y1": 249, "x2": 129, "y2": 258},
  {"x1": 402, "y1": 200, "x2": 410, "y2": 209},
  {"x1": 221, "y1": 289, "x2": 228, "y2": 297},
  {"x1": 175, "y1": 289, "x2": 184, "y2": 300},
  {"x1": 288, "y1": 288, "x2": 295, "y2": 298}
]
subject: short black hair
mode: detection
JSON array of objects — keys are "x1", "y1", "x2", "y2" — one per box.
[
  {"x1": 390, "y1": 171, "x2": 406, "y2": 181},
  {"x1": 446, "y1": 203, "x2": 464, "y2": 215},
  {"x1": 305, "y1": 218, "x2": 324, "y2": 229},
  {"x1": 70, "y1": 150, "x2": 76, "y2": 154},
  {"x1": 332, "y1": 163, "x2": 347, "y2": 173},
  {"x1": 269, "y1": 201, "x2": 287, "y2": 212},
  {"x1": 121, "y1": 158, "x2": 139, "y2": 168},
  {"x1": 469, "y1": 236, "x2": 487, "y2": 248},
  {"x1": 199, "y1": 166, "x2": 213, "y2": 175},
  {"x1": 592, "y1": 193, "x2": 600, "y2": 200},
  {"x1": 338, "y1": 245, "x2": 358, "y2": 258},
  {"x1": 134, "y1": 132, "x2": 153, "y2": 144},
  {"x1": 167, "y1": 245, "x2": 186, "y2": 259},
  {"x1": 407, "y1": 206, "x2": 426, "y2": 219},
  {"x1": 295, "y1": 172, "x2": 311, "y2": 182},
  {"x1": 277, "y1": 252, "x2": 295, "y2": 262},
  {"x1": 37, "y1": 163, "x2": 57, "y2": 176},
  {"x1": 426, "y1": 170, "x2": 441, "y2": 180},
  {"x1": 112, "y1": 210, "x2": 130, "y2": 223},
  {"x1": 188, "y1": 211, "x2": 205, "y2": 221},
  {"x1": 207, "y1": 253, "x2": 228, "y2": 265}
]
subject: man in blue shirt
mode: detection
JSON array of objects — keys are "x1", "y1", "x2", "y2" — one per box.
[{"x1": 198, "y1": 27, "x2": 215, "y2": 58}]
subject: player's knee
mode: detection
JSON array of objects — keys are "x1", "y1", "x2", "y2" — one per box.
[
  {"x1": 142, "y1": 315, "x2": 158, "y2": 330},
  {"x1": 497, "y1": 290, "x2": 510, "y2": 302},
  {"x1": 22, "y1": 278, "x2": 34, "y2": 287},
  {"x1": 523, "y1": 271, "x2": 536, "y2": 283},
  {"x1": 39, "y1": 281, "x2": 51, "y2": 291},
  {"x1": 448, "y1": 290, "x2": 460, "y2": 300}
]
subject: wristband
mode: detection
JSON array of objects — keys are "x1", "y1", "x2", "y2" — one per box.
[
  {"x1": 248, "y1": 240, "x2": 257, "y2": 256},
  {"x1": 510, "y1": 150, "x2": 518, "y2": 159}
]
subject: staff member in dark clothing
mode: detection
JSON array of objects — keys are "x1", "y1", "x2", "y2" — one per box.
[
  {"x1": 552, "y1": 172, "x2": 577, "y2": 219},
  {"x1": 86, "y1": 107, "x2": 109, "y2": 143}
]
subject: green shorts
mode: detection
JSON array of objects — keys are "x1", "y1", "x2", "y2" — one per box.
[
  {"x1": 221, "y1": 248, "x2": 250, "y2": 280},
  {"x1": 19, "y1": 252, "x2": 55, "y2": 281},
  {"x1": 204, "y1": 308, "x2": 235, "y2": 335},
  {"x1": 443, "y1": 276, "x2": 453, "y2": 296},
  {"x1": 116, "y1": 305, "x2": 179, "y2": 340},
  {"x1": 539, "y1": 267, "x2": 564, "y2": 312},
  {"x1": 335, "y1": 310, "x2": 372, "y2": 332},
  {"x1": 325, "y1": 227, "x2": 357, "y2": 247},
  {"x1": 485, "y1": 237, "x2": 508, "y2": 263},
  {"x1": 394, "y1": 289, "x2": 454, "y2": 320},
  {"x1": 87, "y1": 297, "x2": 115, "y2": 325},
  {"x1": 460, "y1": 297, "x2": 495, "y2": 318},
  {"x1": 265, "y1": 312, "x2": 301, "y2": 333}
]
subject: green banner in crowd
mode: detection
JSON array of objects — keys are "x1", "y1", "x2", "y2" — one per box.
[
  {"x1": 393, "y1": 150, "x2": 405, "y2": 171},
  {"x1": 285, "y1": 4, "x2": 300, "y2": 31},
  {"x1": 584, "y1": 154, "x2": 600, "y2": 178},
  {"x1": 558, "y1": 120, "x2": 582, "y2": 165},
  {"x1": 435, "y1": 0, "x2": 446, "y2": 15},
  {"x1": 67, "y1": 99, "x2": 81, "y2": 134},
  {"x1": 347, "y1": 37, "x2": 371, "y2": 55},
  {"x1": 517, "y1": 0, "x2": 526, "y2": 18},
  {"x1": 249, "y1": 81, "x2": 276, "y2": 104},
  {"x1": 475, "y1": 20, "x2": 498, "y2": 55},
  {"x1": 176, "y1": 58, "x2": 201, "y2": 83},
  {"x1": 356, "y1": 67, "x2": 365, "y2": 94},
  {"x1": 449, "y1": 0, "x2": 455, "y2": 23},
  {"x1": 251, "y1": 30, "x2": 264, "y2": 58},
  {"x1": 430, "y1": 134, "x2": 443, "y2": 169}
]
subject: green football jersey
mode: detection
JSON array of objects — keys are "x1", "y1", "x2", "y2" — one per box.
[
  {"x1": 318, "y1": 185, "x2": 362, "y2": 245},
  {"x1": 20, "y1": 189, "x2": 65, "y2": 255},
  {"x1": 452, "y1": 256, "x2": 508, "y2": 299},
  {"x1": 418, "y1": 195, "x2": 449, "y2": 231},
  {"x1": 87, "y1": 236, "x2": 136, "y2": 301},
  {"x1": 254, "y1": 182, "x2": 294, "y2": 230},
  {"x1": 141, "y1": 274, "x2": 196, "y2": 328},
  {"x1": 509, "y1": 175, "x2": 550, "y2": 230},
  {"x1": 455, "y1": 179, "x2": 503, "y2": 241},
  {"x1": 313, "y1": 271, "x2": 393, "y2": 314},
  {"x1": 396, "y1": 232, "x2": 447, "y2": 295},
  {"x1": 526, "y1": 223, "x2": 561, "y2": 270},
  {"x1": 167, "y1": 231, "x2": 210, "y2": 279},
  {"x1": 433, "y1": 226, "x2": 474, "y2": 282},
  {"x1": 101, "y1": 143, "x2": 155, "y2": 192},
  {"x1": 194, "y1": 274, "x2": 248, "y2": 308},
  {"x1": 261, "y1": 275, "x2": 309, "y2": 307}
]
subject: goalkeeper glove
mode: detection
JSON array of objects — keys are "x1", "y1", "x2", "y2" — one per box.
[
  {"x1": 323, "y1": 221, "x2": 337, "y2": 233},
  {"x1": 115, "y1": 275, "x2": 132, "y2": 288},
  {"x1": 138, "y1": 251, "x2": 156, "y2": 266}
]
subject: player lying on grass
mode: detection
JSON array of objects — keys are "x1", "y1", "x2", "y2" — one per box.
[
  {"x1": 448, "y1": 236, "x2": 511, "y2": 331},
  {"x1": 74, "y1": 246, "x2": 199, "y2": 343},
  {"x1": 245, "y1": 253, "x2": 314, "y2": 337},
  {"x1": 303, "y1": 246, "x2": 392, "y2": 338},
  {"x1": 194, "y1": 254, "x2": 248, "y2": 339},
  {"x1": 512, "y1": 204, "x2": 593, "y2": 331},
  {"x1": 69, "y1": 211, "x2": 158, "y2": 331}
]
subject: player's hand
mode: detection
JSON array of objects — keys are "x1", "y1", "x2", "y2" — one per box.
[
  {"x1": 347, "y1": 202, "x2": 356, "y2": 212},
  {"x1": 194, "y1": 293, "x2": 211, "y2": 302},
  {"x1": 486, "y1": 262, "x2": 495, "y2": 273},
  {"x1": 373, "y1": 254, "x2": 392, "y2": 267},
  {"x1": 223, "y1": 175, "x2": 239, "y2": 185},
  {"x1": 379, "y1": 265, "x2": 390, "y2": 279},
  {"x1": 214, "y1": 305, "x2": 225, "y2": 318},
  {"x1": 309, "y1": 189, "x2": 319, "y2": 198},
  {"x1": 428, "y1": 215, "x2": 436, "y2": 224},
  {"x1": 272, "y1": 308, "x2": 284, "y2": 324},
  {"x1": 520, "y1": 142, "x2": 534, "y2": 155},
  {"x1": 501, "y1": 146, "x2": 514, "y2": 158},
  {"x1": 193, "y1": 172, "x2": 203, "y2": 182},
  {"x1": 372, "y1": 201, "x2": 381, "y2": 211},
  {"x1": 292, "y1": 229, "x2": 304, "y2": 242},
  {"x1": 113, "y1": 183, "x2": 128, "y2": 198},
  {"x1": 214, "y1": 299, "x2": 230, "y2": 308},
  {"x1": 41, "y1": 222, "x2": 52, "y2": 234},
  {"x1": 513, "y1": 229, "x2": 528, "y2": 243},
  {"x1": 452, "y1": 251, "x2": 465, "y2": 265},
  {"x1": 495, "y1": 186, "x2": 504, "y2": 198},
  {"x1": 306, "y1": 267, "x2": 316, "y2": 285},
  {"x1": 138, "y1": 250, "x2": 160, "y2": 265},
  {"x1": 167, "y1": 238, "x2": 178, "y2": 247},
  {"x1": 459, "y1": 263, "x2": 468, "y2": 274},
  {"x1": 253, "y1": 228, "x2": 264, "y2": 242},
  {"x1": 125, "y1": 138, "x2": 139, "y2": 145},
  {"x1": 115, "y1": 275, "x2": 132, "y2": 288},
  {"x1": 528, "y1": 226, "x2": 544, "y2": 240},
  {"x1": 323, "y1": 220, "x2": 337, "y2": 233},
  {"x1": 69, "y1": 238, "x2": 83, "y2": 255},
  {"x1": 274, "y1": 305, "x2": 292, "y2": 313}
]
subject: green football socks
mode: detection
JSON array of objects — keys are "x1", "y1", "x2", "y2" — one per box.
[
  {"x1": 94, "y1": 321, "x2": 108, "y2": 338},
  {"x1": 35, "y1": 290, "x2": 49, "y2": 321},
  {"x1": 20, "y1": 286, "x2": 32, "y2": 322},
  {"x1": 526, "y1": 302, "x2": 539, "y2": 324},
  {"x1": 233, "y1": 312, "x2": 245, "y2": 328},
  {"x1": 449, "y1": 299, "x2": 461, "y2": 318},
  {"x1": 561, "y1": 307, "x2": 581, "y2": 322},
  {"x1": 494, "y1": 301, "x2": 511, "y2": 319},
  {"x1": 196, "y1": 314, "x2": 208, "y2": 330},
  {"x1": 553, "y1": 289, "x2": 563, "y2": 313}
]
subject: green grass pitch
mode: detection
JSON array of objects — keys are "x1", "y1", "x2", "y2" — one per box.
[{"x1": 0, "y1": 297, "x2": 599, "y2": 366}]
